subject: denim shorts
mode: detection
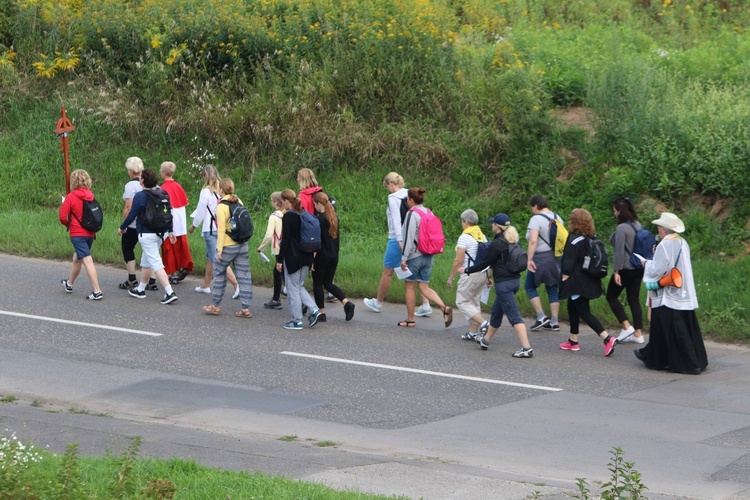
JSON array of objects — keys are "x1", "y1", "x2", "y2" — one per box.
[
  {"x1": 383, "y1": 238, "x2": 402, "y2": 269},
  {"x1": 405, "y1": 254, "x2": 434, "y2": 283},
  {"x1": 70, "y1": 236, "x2": 94, "y2": 259},
  {"x1": 203, "y1": 231, "x2": 218, "y2": 264}
]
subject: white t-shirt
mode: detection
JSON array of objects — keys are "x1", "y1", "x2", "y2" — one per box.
[
  {"x1": 122, "y1": 179, "x2": 142, "y2": 229},
  {"x1": 457, "y1": 233, "x2": 479, "y2": 268},
  {"x1": 526, "y1": 212, "x2": 563, "y2": 254}
]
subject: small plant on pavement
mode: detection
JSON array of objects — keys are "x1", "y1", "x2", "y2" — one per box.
[{"x1": 577, "y1": 447, "x2": 648, "y2": 499}]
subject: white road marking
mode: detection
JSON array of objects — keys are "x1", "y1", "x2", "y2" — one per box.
[
  {"x1": 0, "y1": 310, "x2": 162, "y2": 337},
  {"x1": 280, "y1": 351, "x2": 562, "y2": 392}
]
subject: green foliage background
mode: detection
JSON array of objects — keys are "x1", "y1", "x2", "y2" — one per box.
[{"x1": 1, "y1": 0, "x2": 748, "y2": 339}]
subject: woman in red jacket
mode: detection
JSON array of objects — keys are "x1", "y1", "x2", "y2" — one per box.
[{"x1": 58, "y1": 169, "x2": 103, "y2": 300}]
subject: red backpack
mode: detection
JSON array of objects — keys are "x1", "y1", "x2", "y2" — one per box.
[{"x1": 410, "y1": 207, "x2": 445, "y2": 255}]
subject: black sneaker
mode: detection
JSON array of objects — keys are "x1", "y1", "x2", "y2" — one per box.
[
  {"x1": 128, "y1": 287, "x2": 146, "y2": 299},
  {"x1": 302, "y1": 305, "x2": 308, "y2": 315},
  {"x1": 86, "y1": 291, "x2": 103, "y2": 301},
  {"x1": 61, "y1": 279, "x2": 73, "y2": 293},
  {"x1": 308, "y1": 309, "x2": 322, "y2": 327},
  {"x1": 317, "y1": 313, "x2": 327, "y2": 323},
  {"x1": 160, "y1": 292, "x2": 178, "y2": 305},
  {"x1": 542, "y1": 322, "x2": 560, "y2": 331},
  {"x1": 326, "y1": 292, "x2": 338, "y2": 303},
  {"x1": 344, "y1": 301, "x2": 355, "y2": 321},
  {"x1": 145, "y1": 282, "x2": 159, "y2": 291},
  {"x1": 530, "y1": 316, "x2": 550, "y2": 331}
]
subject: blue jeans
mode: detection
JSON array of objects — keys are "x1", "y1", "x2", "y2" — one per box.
[
  {"x1": 404, "y1": 254, "x2": 434, "y2": 283},
  {"x1": 490, "y1": 278, "x2": 524, "y2": 328}
]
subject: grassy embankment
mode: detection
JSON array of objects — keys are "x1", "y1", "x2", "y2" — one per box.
[{"x1": 1, "y1": 0, "x2": 749, "y2": 342}]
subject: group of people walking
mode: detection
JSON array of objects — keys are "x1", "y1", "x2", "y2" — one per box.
[{"x1": 58, "y1": 165, "x2": 708, "y2": 374}]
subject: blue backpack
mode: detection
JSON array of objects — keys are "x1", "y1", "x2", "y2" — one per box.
[
  {"x1": 628, "y1": 222, "x2": 656, "y2": 268},
  {"x1": 299, "y1": 210, "x2": 322, "y2": 253},
  {"x1": 468, "y1": 238, "x2": 490, "y2": 266}
]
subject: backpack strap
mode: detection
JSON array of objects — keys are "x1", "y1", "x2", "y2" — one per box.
[{"x1": 536, "y1": 212, "x2": 554, "y2": 248}]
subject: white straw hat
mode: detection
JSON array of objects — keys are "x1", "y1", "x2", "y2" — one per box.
[{"x1": 652, "y1": 212, "x2": 685, "y2": 233}]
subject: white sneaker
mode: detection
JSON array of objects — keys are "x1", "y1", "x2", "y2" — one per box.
[
  {"x1": 415, "y1": 304, "x2": 432, "y2": 317},
  {"x1": 616, "y1": 326, "x2": 636, "y2": 342},
  {"x1": 363, "y1": 298, "x2": 382, "y2": 313},
  {"x1": 620, "y1": 335, "x2": 645, "y2": 344},
  {"x1": 232, "y1": 287, "x2": 240, "y2": 299},
  {"x1": 195, "y1": 286, "x2": 211, "y2": 294}
]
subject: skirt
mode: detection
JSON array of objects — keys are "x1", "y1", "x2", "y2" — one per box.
[{"x1": 638, "y1": 306, "x2": 708, "y2": 374}]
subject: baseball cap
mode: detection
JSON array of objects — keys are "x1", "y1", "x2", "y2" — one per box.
[{"x1": 488, "y1": 213, "x2": 511, "y2": 226}]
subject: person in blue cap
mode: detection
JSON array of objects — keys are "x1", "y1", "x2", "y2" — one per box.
[{"x1": 460, "y1": 213, "x2": 533, "y2": 358}]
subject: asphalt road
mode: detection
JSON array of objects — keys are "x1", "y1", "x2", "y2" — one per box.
[{"x1": 1, "y1": 253, "x2": 749, "y2": 499}]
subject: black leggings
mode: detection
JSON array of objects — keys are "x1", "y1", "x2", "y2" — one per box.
[
  {"x1": 568, "y1": 297, "x2": 605, "y2": 335},
  {"x1": 121, "y1": 227, "x2": 139, "y2": 262},
  {"x1": 312, "y1": 257, "x2": 346, "y2": 310},
  {"x1": 606, "y1": 268, "x2": 644, "y2": 330}
]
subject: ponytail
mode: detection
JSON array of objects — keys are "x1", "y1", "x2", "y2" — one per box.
[
  {"x1": 313, "y1": 191, "x2": 338, "y2": 238},
  {"x1": 281, "y1": 189, "x2": 303, "y2": 213},
  {"x1": 219, "y1": 178, "x2": 239, "y2": 204}
]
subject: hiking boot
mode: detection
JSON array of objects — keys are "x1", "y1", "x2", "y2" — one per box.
[
  {"x1": 530, "y1": 316, "x2": 550, "y2": 331},
  {"x1": 363, "y1": 298, "x2": 382, "y2": 313},
  {"x1": 308, "y1": 309, "x2": 322, "y2": 328},
  {"x1": 344, "y1": 301, "x2": 355, "y2": 321},
  {"x1": 160, "y1": 292, "x2": 178, "y2": 305},
  {"x1": 512, "y1": 348, "x2": 534, "y2": 358},
  {"x1": 477, "y1": 336, "x2": 489, "y2": 350},
  {"x1": 61, "y1": 279, "x2": 73, "y2": 293},
  {"x1": 145, "y1": 282, "x2": 159, "y2": 291},
  {"x1": 86, "y1": 291, "x2": 103, "y2": 301},
  {"x1": 542, "y1": 322, "x2": 560, "y2": 331},
  {"x1": 560, "y1": 339, "x2": 580, "y2": 352},
  {"x1": 461, "y1": 332, "x2": 478, "y2": 341},
  {"x1": 264, "y1": 299, "x2": 283, "y2": 310},
  {"x1": 415, "y1": 304, "x2": 433, "y2": 317},
  {"x1": 128, "y1": 287, "x2": 146, "y2": 299},
  {"x1": 283, "y1": 320, "x2": 303, "y2": 330},
  {"x1": 603, "y1": 336, "x2": 617, "y2": 357}
]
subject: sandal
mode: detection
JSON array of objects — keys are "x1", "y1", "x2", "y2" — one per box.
[
  {"x1": 202, "y1": 304, "x2": 221, "y2": 315},
  {"x1": 168, "y1": 275, "x2": 180, "y2": 285},
  {"x1": 235, "y1": 309, "x2": 253, "y2": 318},
  {"x1": 397, "y1": 320, "x2": 416, "y2": 328},
  {"x1": 118, "y1": 279, "x2": 137, "y2": 290},
  {"x1": 442, "y1": 306, "x2": 453, "y2": 328}
]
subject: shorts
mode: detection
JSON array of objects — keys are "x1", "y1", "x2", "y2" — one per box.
[
  {"x1": 383, "y1": 238, "x2": 402, "y2": 269},
  {"x1": 71, "y1": 236, "x2": 94, "y2": 259},
  {"x1": 404, "y1": 254, "x2": 434, "y2": 283},
  {"x1": 138, "y1": 232, "x2": 166, "y2": 273},
  {"x1": 203, "y1": 231, "x2": 218, "y2": 264}
]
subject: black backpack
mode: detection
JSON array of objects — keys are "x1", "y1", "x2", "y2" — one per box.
[
  {"x1": 220, "y1": 200, "x2": 253, "y2": 244},
  {"x1": 141, "y1": 188, "x2": 173, "y2": 234},
  {"x1": 398, "y1": 196, "x2": 410, "y2": 225},
  {"x1": 582, "y1": 237, "x2": 609, "y2": 279},
  {"x1": 72, "y1": 198, "x2": 104, "y2": 233},
  {"x1": 504, "y1": 242, "x2": 528, "y2": 274}
]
